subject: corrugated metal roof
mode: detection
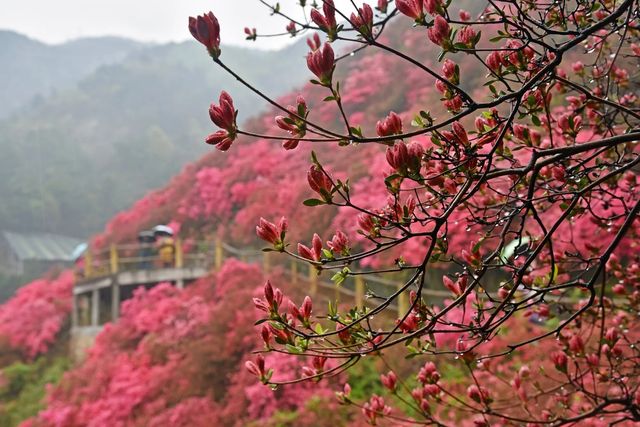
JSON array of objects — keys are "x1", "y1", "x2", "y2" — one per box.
[{"x1": 2, "y1": 231, "x2": 84, "y2": 262}]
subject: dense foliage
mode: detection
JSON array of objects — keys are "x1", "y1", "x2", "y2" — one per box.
[
  {"x1": 193, "y1": 0, "x2": 640, "y2": 425},
  {"x1": 0, "y1": 0, "x2": 638, "y2": 425}
]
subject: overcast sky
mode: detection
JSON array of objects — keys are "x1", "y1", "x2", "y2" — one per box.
[{"x1": 0, "y1": 0, "x2": 359, "y2": 49}]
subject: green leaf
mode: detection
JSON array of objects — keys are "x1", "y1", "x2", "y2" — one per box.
[
  {"x1": 303, "y1": 198, "x2": 325, "y2": 207},
  {"x1": 531, "y1": 115, "x2": 541, "y2": 126}
]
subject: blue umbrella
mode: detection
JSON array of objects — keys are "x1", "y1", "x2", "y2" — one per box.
[{"x1": 71, "y1": 243, "x2": 88, "y2": 261}]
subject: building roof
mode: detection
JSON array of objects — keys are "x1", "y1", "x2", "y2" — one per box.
[{"x1": 1, "y1": 231, "x2": 84, "y2": 262}]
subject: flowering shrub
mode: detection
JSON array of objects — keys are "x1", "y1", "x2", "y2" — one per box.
[
  {"x1": 187, "y1": 0, "x2": 640, "y2": 425},
  {"x1": 25, "y1": 261, "x2": 344, "y2": 426},
  {"x1": 0, "y1": 271, "x2": 73, "y2": 359}
]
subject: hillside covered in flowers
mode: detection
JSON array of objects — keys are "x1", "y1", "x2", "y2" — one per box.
[{"x1": 0, "y1": 0, "x2": 639, "y2": 425}]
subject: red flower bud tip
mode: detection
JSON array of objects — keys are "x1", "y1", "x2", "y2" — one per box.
[
  {"x1": 312, "y1": 356, "x2": 327, "y2": 372},
  {"x1": 351, "y1": 3, "x2": 374, "y2": 37},
  {"x1": 288, "y1": 299, "x2": 301, "y2": 320},
  {"x1": 209, "y1": 91, "x2": 236, "y2": 129},
  {"x1": 301, "y1": 296, "x2": 313, "y2": 320},
  {"x1": 298, "y1": 234, "x2": 323, "y2": 262},
  {"x1": 307, "y1": 43, "x2": 335, "y2": 86},
  {"x1": 286, "y1": 21, "x2": 296, "y2": 35},
  {"x1": 605, "y1": 327, "x2": 619, "y2": 344},
  {"x1": 380, "y1": 371, "x2": 397, "y2": 391},
  {"x1": 418, "y1": 362, "x2": 440, "y2": 384},
  {"x1": 253, "y1": 297, "x2": 269, "y2": 313},
  {"x1": 310, "y1": 0, "x2": 337, "y2": 39},
  {"x1": 459, "y1": 9, "x2": 471, "y2": 21},
  {"x1": 377, "y1": 0, "x2": 389, "y2": 13},
  {"x1": 244, "y1": 27, "x2": 257, "y2": 41},
  {"x1": 307, "y1": 165, "x2": 333, "y2": 200},
  {"x1": 327, "y1": 230, "x2": 349, "y2": 255},
  {"x1": 307, "y1": 33, "x2": 321, "y2": 51},
  {"x1": 451, "y1": 121, "x2": 469, "y2": 146},
  {"x1": 442, "y1": 59, "x2": 456, "y2": 81},
  {"x1": 205, "y1": 130, "x2": 234, "y2": 151},
  {"x1": 245, "y1": 354, "x2": 266, "y2": 378},
  {"x1": 344, "y1": 383, "x2": 352, "y2": 396},
  {"x1": 395, "y1": 0, "x2": 424, "y2": 21},
  {"x1": 586, "y1": 353, "x2": 599, "y2": 367},
  {"x1": 358, "y1": 213, "x2": 378, "y2": 237},
  {"x1": 458, "y1": 26, "x2": 477, "y2": 48},
  {"x1": 551, "y1": 351, "x2": 568, "y2": 372},
  {"x1": 263, "y1": 280, "x2": 275, "y2": 305},
  {"x1": 256, "y1": 218, "x2": 279, "y2": 245},
  {"x1": 427, "y1": 15, "x2": 450, "y2": 47},
  {"x1": 444, "y1": 95, "x2": 463, "y2": 112},
  {"x1": 467, "y1": 385, "x2": 491, "y2": 404},
  {"x1": 443, "y1": 275, "x2": 462, "y2": 296},
  {"x1": 189, "y1": 12, "x2": 221, "y2": 58},
  {"x1": 486, "y1": 51, "x2": 502, "y2": 72},
  {"x1": 376, "y1": 111, "x2": 403, "y2": 137},
  {"x1": 261, "y1": 324, "x2": 271, "y2": 346},
  {"x1": 425, "y1": 0, "x2": 441, "y2": 14},
  {"x1": 612, "y1": 284, "x2": 626, "y2": 295},
  {"x1": 208, "y1": 91, "x2": 238, "y2": 150},
  {"x1": 396, "y1": 311, "x2": 419, "y2": 333}
]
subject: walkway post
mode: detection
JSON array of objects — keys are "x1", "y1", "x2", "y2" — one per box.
[
  {"x1": 84, "y1": 250, "x2": 93, "y2": 278},
  {"x1": 355, "y1": 276, "x2": 365, "y2": 310},
  {"x1": 397, "y1": 284, "x2": 409, "y2": 319},
  {"x1": 215, "y1": 239, "x2": 223, "y2": 271},
  {"x1": 71, "y1": 293, "x2": 78, "y2": 329},
  {"x1": 308, "y1": 265, "x2": 317, "y2": 296},
  {"x1": 110, "y1": 244, "x2": 119, "y2": 274},
  {"x1": 91, "y1": 289, "x2": 99, "y2": 327},
  {"x1": 111, "y1": 279, "x2": 120, "y2": 321},
  {"x1": 175, "y1": 239, "x2": 183, "y2": 268}
]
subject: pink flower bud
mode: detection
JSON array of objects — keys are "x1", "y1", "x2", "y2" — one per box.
[
  {"x1": 451, "y1": 121, "x2": 469, "y2": 146},
  {"x1": 351, "y1": 3, "x2": 374, "y2": 36},
  {"x1": 189, "y1": 12, "x2": 221, "y2": 58},
  {"x1": 256, "y1": 218, "x2": 280, "y2": 245},
  {"x1": 467, "y1": 385, "x2": 490, "y2": 404},
  {"x1": 395, "y1": 0, "x2": 424, "y2": 20},
  {"x1": 205, "y1": 130, "x2": 234, "y2": 151},
  {"x1": 458, "y1": 26, "x2": 477, "y2": 47},
  {"x1": 443, "y1": 275, "x2": 461, "y2": 296},
  {"x1": 327, "y1": 231, "x2": 349, "y2": 255},
  {"x1": 307, "y1": 33, "x2": 321, "y2": 51},
  {"x1": 307, "y1": 165, "x2": 333, "y2": 202},
  {"x1": 551, "y1": 351, "x2": 568, "y2": 372},
  {"x1": 301, "y1": 296, "x2": 313, "y2": 320},
  {"x1": 486, "y1": 51, "x2": 502, "y2": 72},
  {"x1": 459, "y1": 9, "x2": 471, "y2": 21},
  {"x1": 264, "y1": 280, "x2": 274, "y2": 306},
  {"x1": 605, "y1": 327, "x2": 619, "y2": 344},
  {"x1": 376, "y1": 111, "x2": 403, "y2": 137},
  {"x1": 380, "y1": 371, "x2": 397, "y2": 391},
  {"x1": 310, "y1": 0, "x2": 337, "y2": 37},
  {"x1": 427, "y1": 15, "x2": 450, "y2": 47},
  {"x1": 442, "y1": 59, "x2": 456, "y2": 80},
  {"x1": 209, "y1": 91, "x2": 236, "y2": 130},
  {"x1": 307, "y1": 43, "x2": 335, "y2": 85}
]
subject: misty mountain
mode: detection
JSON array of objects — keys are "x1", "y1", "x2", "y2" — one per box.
[
  {"x1": 0, "y1": 31, "x2": 145, "y2": 119},
  {"x1": 0, "y1": 34, "x2": 311, "y2": 238}
]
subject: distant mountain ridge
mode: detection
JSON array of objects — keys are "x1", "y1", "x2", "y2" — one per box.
[
  {"x1": 0, "y1": 31, "x2": 311, "y2": 238},
  {"x1": 0, "y1": 30, "x2": 145, "y2": 118}
]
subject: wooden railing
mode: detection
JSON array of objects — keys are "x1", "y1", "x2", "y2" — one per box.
[{"x1": 75, "y1": 239, "x2": 452, "y2": 318}]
